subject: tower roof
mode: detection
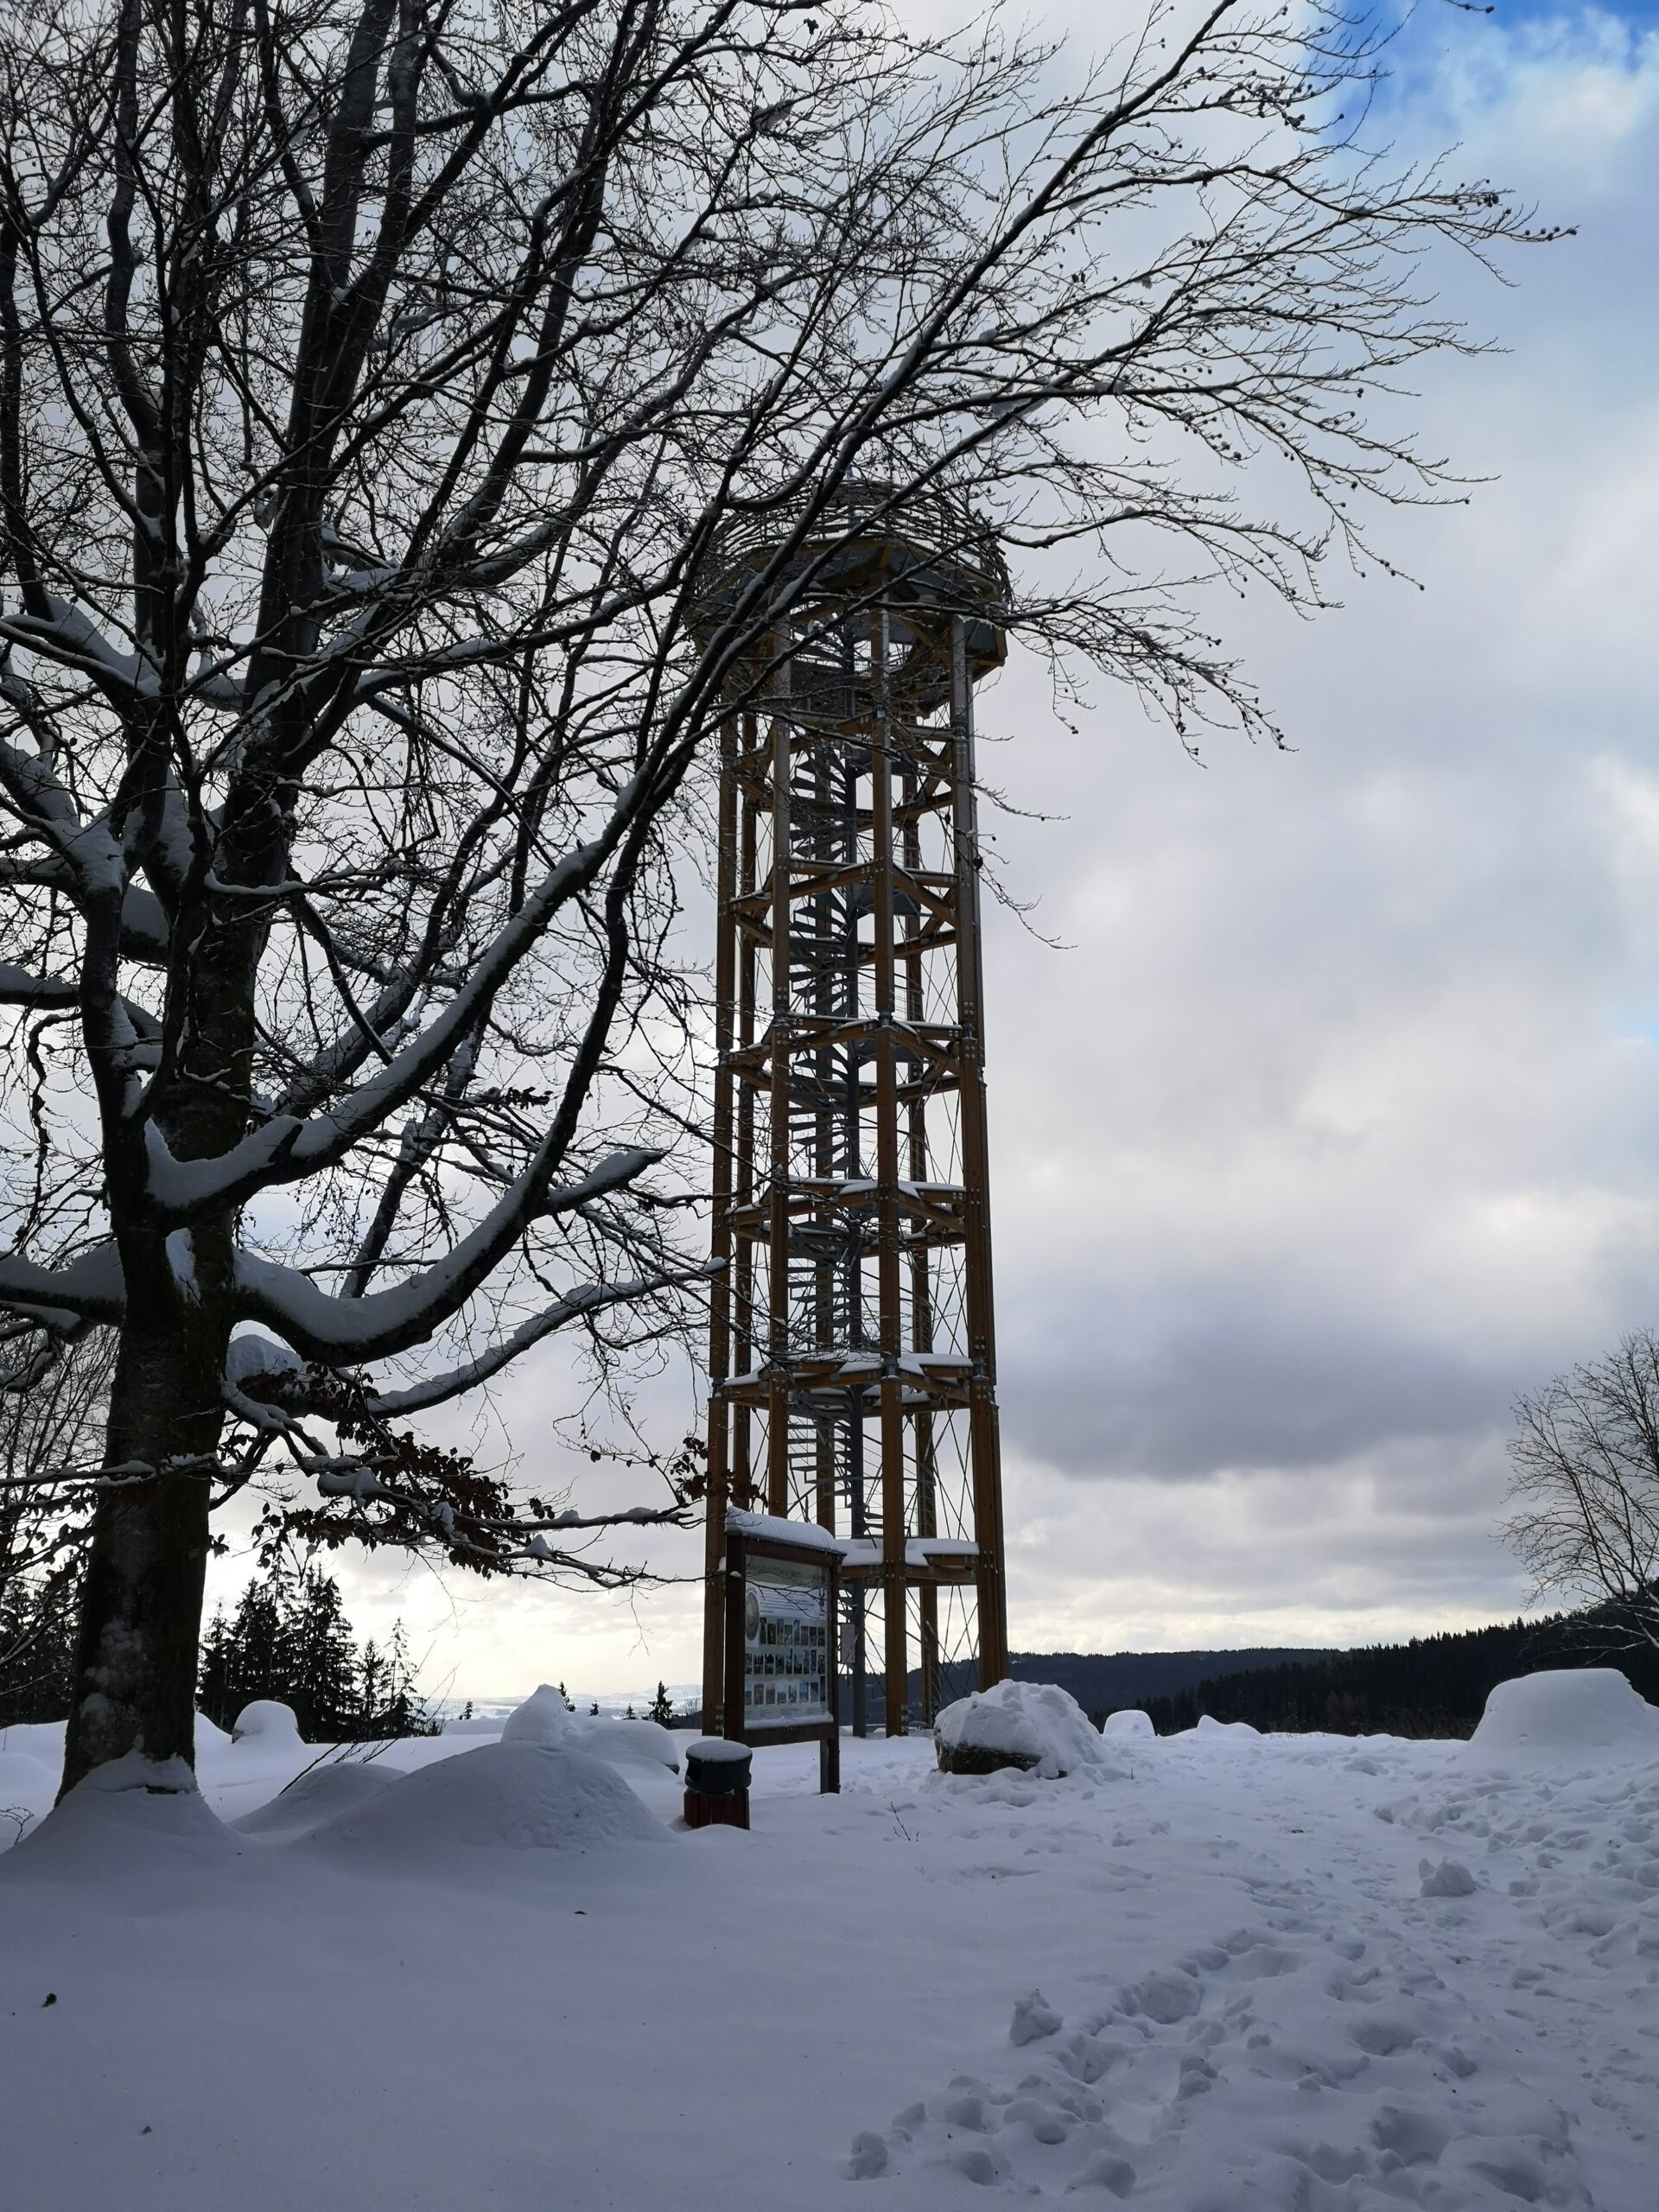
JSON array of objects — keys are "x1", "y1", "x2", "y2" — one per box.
[{"x1": 695, "y1": 479, "x2": 1008, "y2": 681}]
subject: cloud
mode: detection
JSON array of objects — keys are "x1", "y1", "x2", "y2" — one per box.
[
  {"x1": 945, "y1": 2, "x2": 1659, "y2": 1660},
  {"x1": 1001, "y1": 1279, "x2": 1510, "y2": 1480}
]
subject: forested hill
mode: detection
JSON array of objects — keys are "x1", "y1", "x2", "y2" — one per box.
[
  {"x1": 1141, "y1": 1612, "x2": 1659, "y2": 1738},
  {"x1": 913, "y1": 1647, "x2": 1335, "y2": 1721}
]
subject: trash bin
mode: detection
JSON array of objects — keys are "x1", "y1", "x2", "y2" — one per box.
[{"x1": 683, "y1": 1738, "x2": 752, "y2": 1830}]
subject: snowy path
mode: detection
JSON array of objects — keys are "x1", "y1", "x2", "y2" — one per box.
[
  {"x1": 851, "y1": 1738, "x2": 1655, "y2": 2208},
  {"x1": 2, "y1": 1726, "x2": 1653, "y2": 2209}
]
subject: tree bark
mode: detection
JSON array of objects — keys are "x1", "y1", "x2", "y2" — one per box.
[{"x1": 59, "y1": 1234, "x2": 232, "y2": 1796}]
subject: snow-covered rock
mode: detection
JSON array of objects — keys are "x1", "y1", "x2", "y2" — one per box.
[
  {"x1": 232, "y1": 1700, "x2": 302, "y2": 1745},
  {"x1": 232, "y1": 1761, "x2": 396, "y2": 1841},
  {"x1": 1102, "y1": 1708, "x2": 1156, "y2": 1741},
  {"x1": 934, "y1": 1678, "x2": 1108, "y2": 1778},
  {"x1": 499, "y1": 1684, "x2": 576, "y2": 1744},
  {"x1": 298, "y1": 1740, "x2": 663, "y2": 1861},
  {"x1": 1469, "y1": 1668, "x2": 1659, "y2": 1763},
  {"x1": 1421, "y1": 1856, "x2": 1478, "y2": 1897}
]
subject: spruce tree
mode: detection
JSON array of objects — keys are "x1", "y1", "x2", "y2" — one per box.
[
  {"x1": 288, "y1": 1573, "x2": 359, "y2": 1739},
  {"x1": 197, "y1": 1608, "x2": 234, "y2": 1732}
]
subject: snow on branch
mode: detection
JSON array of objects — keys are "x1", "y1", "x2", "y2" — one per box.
[
  {"x1": 231, "y1": 1147, "x2": 662, "y2": 1363},
  {"x1": 359, "y1": 1261, "x2": 715, "y2": 1418},
  {"x1": 0, "y1": 596, "x2": 152, "y2": 699},
  {"x1": 0, "y1": 963, "x2": 78, "y2": 1007},
  {"x1": 0, "y1": 1244, "x2": 125, "y2": 1332},
  {"x1": 137, "y1": 796, "x2": 646, "y2": 1226}
]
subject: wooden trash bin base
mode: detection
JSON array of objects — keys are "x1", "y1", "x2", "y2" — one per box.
[{"x1": 684, "y1": 1788, "x2": 750, "y2": 1831}]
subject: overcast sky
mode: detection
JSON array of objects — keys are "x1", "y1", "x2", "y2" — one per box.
[{"x1": 235, "y1": 2, "x2": 1659, "y2": 1703}]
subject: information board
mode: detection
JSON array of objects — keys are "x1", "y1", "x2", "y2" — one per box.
[
  {"x1": 741, "y1": 1552, "x2": 834, "y2": 1729},
  {"x1": 722, "y1": 1521, "x2": 841, "y2": 1791}
]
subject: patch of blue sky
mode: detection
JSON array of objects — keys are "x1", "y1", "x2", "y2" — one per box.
[
  {"x1": 1355, "y1": 0, "x2": 1658, "y2": 40},
  {"x1": 1327, "y1": 0, "x2": 1658, "y2": 125},
  {"x1": 1483, "y1": 0, "x2": 1659, "y2": 24}
]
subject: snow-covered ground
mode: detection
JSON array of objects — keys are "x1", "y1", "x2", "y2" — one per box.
[{"x1": 2, "y1": 1682, "x2": 1655, "y2": 2210}]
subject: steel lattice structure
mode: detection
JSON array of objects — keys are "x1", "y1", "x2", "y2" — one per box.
[{"x1": 700, "y1": 488, "x2": 1009, "y2": 1738}]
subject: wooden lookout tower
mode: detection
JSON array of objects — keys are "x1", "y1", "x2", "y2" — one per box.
[{"x1": 699, "y1": 486, "x2": 1010, "y2": 1738}]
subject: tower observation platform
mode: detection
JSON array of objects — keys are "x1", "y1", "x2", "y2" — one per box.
[{"x1": 698, "y1": 483, "x2": 1010, "y2": 1738}]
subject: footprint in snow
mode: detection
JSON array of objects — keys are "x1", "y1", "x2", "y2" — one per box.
[{"x1": 843, "y1": 1925, "x2": 1594, "y2": 2205}]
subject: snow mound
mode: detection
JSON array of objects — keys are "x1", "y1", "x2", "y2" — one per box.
[
  {"x1": 935, "y1": 1679, "x2": 1107, "y2": 1778},
  {"x1": 232, "y1": 1700, "x2": 302, "y2": 1745},
  {"x1": 232, "y1": 1760, "x2": 396, "y2": 1840},
  {"x1": 499, "y1": 1683, "x2": 575, "y2": 1744},
  {"x1": 297, "y1": 1740, "x2": 663, "y2": 1862},
  {"x1": 499, "y1": 1689, "x2": 679, "y2": 1773},
  {"x1": 442, "y1": 1715, "x2": 503, "y2": 1736},
  {"x1": 4, "y1": 1753, "x2": 234, "y2": 1880},
  {"x1": 1102, "y1": 1708, "x2": 1156, "y2": 1742},
  {"x1": 1192, "y1": 1713, "x2": 1260, "y2": 1738},
  {"x1": 1469, "y1": 1669, "x2": 1659, "y2": 1763},
  {"x1": 195, "y1": 1712, "x2": 233, "y2": 1751}
]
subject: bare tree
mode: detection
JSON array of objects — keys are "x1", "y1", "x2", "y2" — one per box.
[
  {"x1": 0, "y1": 0, "x2": 1545, "y2": 1795},
  {"x1": 1505, "y1": 1332, "x2": 1659, "y2": 1653}
]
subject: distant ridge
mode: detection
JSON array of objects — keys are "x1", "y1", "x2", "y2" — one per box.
[
  {"x1": 1140, "y1": 1611, "x2": 1659, "y2": 1738},
  {"x1": 924, "y1": 1647, "x2": 1335, "y2": 1720}
]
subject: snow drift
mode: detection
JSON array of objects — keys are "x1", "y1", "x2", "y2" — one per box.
[
  {"x1": 934, "y1": 1679, "x2": 1109, "y2": 1778},
  {"x1": 1469, "y1": 1668, "x2": 1659, "y2": 1763},
  {"x1": 296, "y1": 1739, "x2": 663, "y2": 1861},
  {"x1": 0, "y1": 1747, "x2": 53, "y2": 1833},
  {"x1": 232, "y1": 1760, "x2": 396, "y2": 1840}
]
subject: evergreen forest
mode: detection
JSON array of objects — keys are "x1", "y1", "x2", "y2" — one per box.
[
  {"x1": 3, "y1": 1560, "x2": 435, "y2": 1740},
  {"x1": 1140, "y1": 1611, "x2": 1659, "y2": 1738}
]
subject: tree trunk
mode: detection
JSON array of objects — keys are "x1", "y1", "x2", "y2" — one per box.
[{"x1": 59, "y1": 1233, "x2": 232, "y2": 1797}]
